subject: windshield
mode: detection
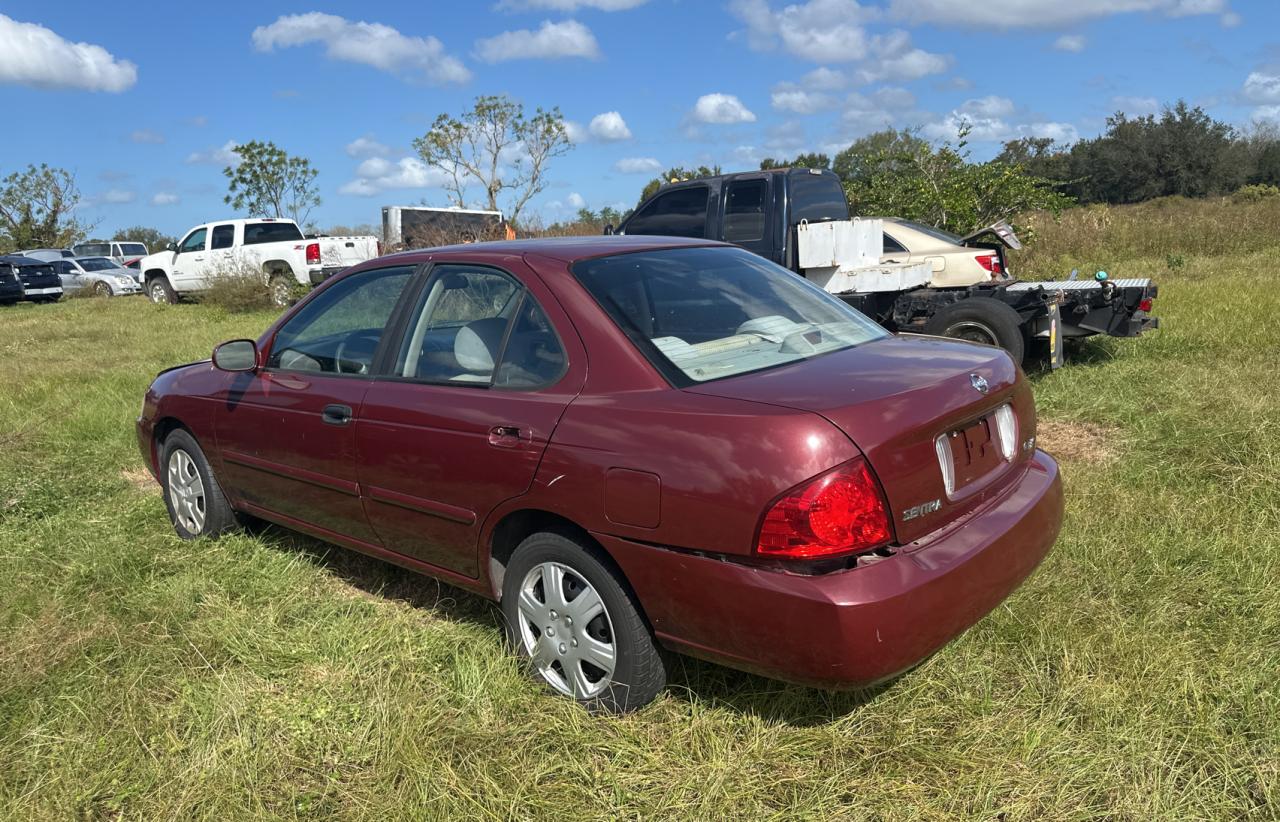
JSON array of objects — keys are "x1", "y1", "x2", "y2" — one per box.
[
  {"x1": 243, "y1": 222, "x2": 304, "y2": 245},
  {"x1": 78, "y1": 258, "x2": 117, "y2": 272},
  {"x1": 118, "y1": 243, "x2": 147, "y2": 256},
  {"x1": 75, "y1": 243, "x2": 111, "y2": 256},
  {"x1": 572, "y1": 246, "x2": 888, "y2": 385}
]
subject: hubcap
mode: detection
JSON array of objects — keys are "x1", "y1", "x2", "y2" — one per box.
[
  {"x1": 516, "y1": 561, "x2": 616, "y2": 699},
  {"x1": 150, "y1": 282, "x2": 166, "y2": 303},
  {"x1": 167, "y1": 449, "x2": 206, "y2": 533},
  {"x1": 946, "y1": 320, "x2": 999, "y2": 347},
  {"x1": 271, "y1": 280, "x2": 291, "y2": 307}
]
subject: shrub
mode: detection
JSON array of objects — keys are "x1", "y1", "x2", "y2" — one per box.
[
  {"x1": 198, "y1": 256, "x2": 275, "y2": 313},
  {"x1": 1231, "y1": 183, "x2": 1280, "y2": 203}
]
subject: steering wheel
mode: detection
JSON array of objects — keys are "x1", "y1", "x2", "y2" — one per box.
[{"x1": 334, "y1": 330, "x2": 381, "y2": 375}]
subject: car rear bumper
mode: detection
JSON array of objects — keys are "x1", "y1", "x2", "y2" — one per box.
[
  {"x1": 597, "y1": 449, "x2": 1063, "y2": 688},
  {"x1": 21, "y1": 286, "x2": 63, "y2": 299}
]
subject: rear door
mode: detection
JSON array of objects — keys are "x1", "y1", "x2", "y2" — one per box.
[
  {"x1": 214, "y1": 264, "x2": 416, "y2": 542},
  {"x1": 208, "y1": 223, "x2": 236, "y2": 276},
  {"x1": 720, "y1": 175, "x2": 772, "y2": 259},
  {"x1": 355, "y1": 260, "x2": 585, "y2": 578}
]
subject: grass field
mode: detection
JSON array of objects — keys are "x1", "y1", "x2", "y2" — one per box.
[{"x1": 1, "y1": 201, "x2": 1278, "y2": 819}]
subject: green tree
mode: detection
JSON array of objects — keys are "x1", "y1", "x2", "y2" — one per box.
[
  {"x1": 114, "y1": 225, "x2": 174, "y2": 250},
  {"x1": 0, "y1": 164, "x2": 93, "y2": 250},
  {"x1": 414, "y1": 95, "x2": 572, "y2": 226},
  {"x1": 637, "y1": 165, "x2": 722, "y2": 204},
  {"x1": 223, "y1": 140, "x2": 321, "y2": 227},
  {"x1": 833, "y1": 130, "x2": 929, "y2": 188},
  {"x1": 759, "y1": 152, "x2": 830, "y2": 170}
]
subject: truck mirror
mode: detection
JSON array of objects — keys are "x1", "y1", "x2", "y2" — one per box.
[{"x1": 603, "y1": 224, "x2": 614, "y2": 236}]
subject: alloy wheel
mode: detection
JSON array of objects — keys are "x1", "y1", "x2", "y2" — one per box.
[
  {"x1": 167, "y1": 449, "x2": 206, "y2": 534},
  {"x1": 516, "y1": 561, "x2": 617, "y2": 699}
]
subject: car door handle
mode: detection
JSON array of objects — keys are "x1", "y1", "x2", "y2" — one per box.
[
  {"x1": 488, "y1": 425, "x2": 527, "y2": 448},
  {"x1": 193, "y1": 256, "x2": 205, "y2": 261},
  {"x1": 322, "y1": 404, "x2": 354, "y2": 426}
]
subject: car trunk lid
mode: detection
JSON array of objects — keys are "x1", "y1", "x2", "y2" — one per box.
[{"x1": 684, "y1": 335, "x2": 1036, "y2": 544}]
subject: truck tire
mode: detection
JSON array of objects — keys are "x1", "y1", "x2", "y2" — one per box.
[
  {"x1": 269, "y1": 275, "x2": 295, "y2": 308},
  {"x1": 148, "y1": 276, "x2": 177, "y2": 305},
  {"x1": 923, "y1": 297, "x2": 1025, "y2": 364}
]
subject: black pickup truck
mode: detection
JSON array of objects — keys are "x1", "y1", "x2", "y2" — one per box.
[
  {"x1": 0, "y1": 256, "x2": 63, "y2": 304},
  {"x1": 610, "y1": 167, "x2": 1158, "y2": 366}
]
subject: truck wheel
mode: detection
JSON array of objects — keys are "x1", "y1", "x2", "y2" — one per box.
[
  {"x1": 148, "y1": 276, "x2": 177, "y2": 305},
  {"x1": 269, "y1": 276, "x2": 295, "y2": 308},
  {"x1": 923, "y1": 297, "x2": 1025, "y2": 363}
]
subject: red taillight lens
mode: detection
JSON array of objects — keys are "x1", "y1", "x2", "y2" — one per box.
[
  {"x1": 756, "y1": 458, "x2": 893, "y2": 559},
  {"x1": 975, "y1": 253, "x2": 1003, "y2": 276},
  {"x1": 306, "y1": 242, "x2": 320, "y2": 265},
  {"x1": 1138, "y1": 297, "x2": 1153, "y2": 312}
]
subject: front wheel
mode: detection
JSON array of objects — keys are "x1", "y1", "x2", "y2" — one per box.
[
  {"x1": 502, "y1": 531, "x2": 668, "y2": 713},
  {"x1": 160, "y1": 429, "x2": 239, "y2": 539},
  {"x1": 922, "y1": 297, "x2": 1026, "y2": 364},
  {"x1": 92, "y1": 281, "x2": 112, "y2": 298},
  {"x1": 148, "y1": 276, "x2": 177, "y2": 305}
]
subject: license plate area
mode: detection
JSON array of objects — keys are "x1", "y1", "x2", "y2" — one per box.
[{"x1": 938, "y1": 414, "x2": 1004, "y2": 494}]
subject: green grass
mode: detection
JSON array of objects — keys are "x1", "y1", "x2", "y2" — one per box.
[{"x1": 2, "y1": 217, "x2": 1279, "y2": 819}]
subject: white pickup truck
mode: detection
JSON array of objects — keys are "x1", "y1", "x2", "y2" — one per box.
[{"x1": 140, "y1": 218, "x2": 378, "y2": 305}]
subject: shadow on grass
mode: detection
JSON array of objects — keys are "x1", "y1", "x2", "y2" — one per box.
[
  {"x1": 1025, "y1": 336, "x2": 1120, "y2": 381},
  {"x1": 248, "y1": 521, "x2": 894, "y2": 726}
]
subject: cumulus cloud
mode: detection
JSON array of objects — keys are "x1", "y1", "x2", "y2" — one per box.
[
  {"x1": 130, "y1": 129, "x2": 164, "y2": 144},
  {"x1": 852, "y1": 33, "x2": 951, "y2": 84},
  {"x1": 691, "y1": 93, "x2": 757, "y2": 124},
  {"x1": 1243, "y1": 71, "x2": 1280, "y2": 104},
  {"x1": 1053, "y1": 34, "x2": 1086, "y2": 52},
  {"x1": 771, "y1": 89, "x2": 838, "y2": 114},
  {"x1": 615, "y1": 157, "x2": 663, "y2": 174},
  {"x1": 339, "y1": 156, "x2": 453, "y2": 196},
  {"x1": 152, "y1": 192, "x2": 180, "y2": 206},
  {"x1": 346, "y1": 135, "x2": 392, "y2": 157},
  {"x1": 252, "y1": 13, "x2": 470, "y2": 85},
  {"x1": 0, "y1": 14, "x2": 137, "y2": 92},
  {"x1": 563, "y1": 120, "x2": 589, "y2": 143},
  {"x1": 731, "y1": 0, "x2": 878, "y2": 62},
  {"x1": 567, "y1": 192, "x2": 587, "y2": 209},
  {"x1": 497, "y1": 0, "x2": 647, "y2": 8},
  {"x1": 802, "y1": 67, "x2": 848, "y2": 90},
  {"x1": 923, "y1": 96, "x2": 1077, "y2": 144},
  {"x1": 589, "y1": 111, "x2": 632, "y2": 141},
  {"x1": 100, "y1": 189, "x2": 136, "y2": 205},
  {"x1": 889, "y1": 0, "x2": 1233, "y2": 27},
  {"x1": 186, "y1": 140, "x2": 240, "y2": 165},
  {"x1": 475, "y1": 20, "x2": 600, "y2": 62}
]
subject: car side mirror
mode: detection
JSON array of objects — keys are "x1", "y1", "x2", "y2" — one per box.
[
  {"x1": 603, "y1": 224, "x2": 614, "y2": 236},
  {"x1": 212, "y1": 339, "x2": 258, "y2": 372},
  {"x1": 165, "y1": 242, "x2": 176, "y2": 252}
]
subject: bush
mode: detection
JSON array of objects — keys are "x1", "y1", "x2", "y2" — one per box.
[
  {"x1": 1230, "y1": 183, "x2": 1280, "y2": 203},
  {"x1": 198, "y1": 257, "x2": 276, "y2": 313}
]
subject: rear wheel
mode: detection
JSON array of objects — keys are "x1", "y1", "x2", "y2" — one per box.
[
  {"x1": 502, "y1": 531, "x2": 667, "y2": 713},
  {"x1": 923, "y1": 297, "x2": 1026, "y2": 364},
  {"x1": 148, "y1": 276, "x2": 177, "y2": 305},
  {"x1": 269, "y1": 275, "x2": 294, "y2": 307},
  {"x1": 160, "y1": 429, "x2": 238, "y2": 539}
]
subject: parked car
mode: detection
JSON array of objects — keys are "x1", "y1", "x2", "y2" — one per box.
[
  {"x1": 14, "y1": 248, "x2": 74, "y2": 263},
  {"x1": 0, "y1": 255, "x2": 63, "y2": 302},
  {"x1": 880, "y1": 218, "x2": 1017, "y2": 286},
  {"x1": 73, "y1": 240, "x2": 150, "y2": 268},
  {"x1": 139, "y1": 218, "x2": 376, "y2": 306},
  {"x1": 0, "y1": 260, "x2": 24, "y2": 305},
  {"x1": 137, "y1": 237, "x2": 1064, "y2": 712},
  {"x1": 52, "y1": 257, "x2": 143, "y2": 297}
]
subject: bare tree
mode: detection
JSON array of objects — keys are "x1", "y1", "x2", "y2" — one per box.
[
  {"x1": 413, "y1": 95, "x2": 572, "y2": 226},
  {"x1": 0, "y1": 164, "x2": 94, "y2": 249}
]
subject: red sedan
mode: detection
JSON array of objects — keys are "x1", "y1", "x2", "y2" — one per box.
[{"x1": 137, "y1": 237, "x2": 1063, "y2": 712}]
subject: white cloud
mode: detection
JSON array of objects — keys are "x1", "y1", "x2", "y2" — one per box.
[
  {"x1": 1243, "y1": 71, "x2": 1280, "y2": 104},
  {"x1": 961, "y1": 95, "x2": 1017, "y2": 118},
  {"x1": 802, "y1": 67, "x2": 848, "y2": 90},
  {"x1": 1220, "y1": 10, "x2": 1241, "y2": 26},
  {"x1": 152, "y1": 192, "x2": 180, "y2": 206},
  {"x1": 567, "y1": 192, "x2": 587, "y2": 209},
  {"x1": 589, "y1": 111, "x2": 632, "y2": 140},
  {"x1": 497, "y1": 0, "x2": 647, "y2": 8},
  {"x1": 563, "y1": 120, "x2": 589, "y2": 143},
  {"x1": 346, "y1": 135, "x2": 392, "y2": 157},
  {"x1": 1053, "y1": 34, "x2": 1086, "y2": 52},
  {"x1": 853, "y1": 35, "x2": 951, "y2": 84},
  {"x1": 339, "y1": 156, "x2": 453, "y2": 196},
  {"x1": 841, "y1": 87, "x2": 918, "y2": 132},
  {"x1": 0, "y1": 14, "x2": 137, "y2": 92},
  {"x1": 691, "y1": 93, "x2": 757, "y2": 124},
  {"x1": 130, "y1": 129, "x2": 164, "y2": 144},
  {"x1": 615, "y1": 157, "x2": 663, "y2": 174},
  {"x1": 889, "y1": 0, "x2": 1232, "y2": 27},
  {"x1": 475, "y1": 20, "x2": 600, "y2": 62},
  {"x1": 252, "y1": 13, "x2": 470, "y2": 85},
  {"x1": 731, "y1": 0, "x2": 879, "y2": 63},
  {"x1": 99, "y1": 189, "x2": 136, "y2": 205},
  {"x1": 1253, "y1": 105, "x2": 1280, "y2": 123},
  {"x1": 771, "y1": 89, "x2": 837, "y2": 114},
  {"x1": 186, "y1": 140, "x2": 240, "y2": 165},
  {"x1": 1111, "y1": 95, "x2": 1160, "y2": 115},
  {"x1": 923, "y1": 97, "x2": 1078, "y2": 144}
]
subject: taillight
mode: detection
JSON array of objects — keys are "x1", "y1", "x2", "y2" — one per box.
[
  {"x1": 756, "y1": 458, "x2": 892, "y2": 559},
  {"x1": 975, "y1": 254, "x2": 1003, "y2": 277},
  {"x1": 1138, "y1": 297, "x2": 1153, "y2": 312},
  {"x1": 306, "y1": 242, "x2": 320, "y2": 265}
]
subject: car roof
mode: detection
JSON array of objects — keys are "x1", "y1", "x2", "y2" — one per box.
[
  {"x1": 376, "y1": 234, "x2": 726, "y2": 266},
  {"x1": 74, "y1": 256, "x2": 119, "y2": 264}
]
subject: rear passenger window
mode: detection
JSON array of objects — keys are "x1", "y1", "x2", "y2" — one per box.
[
  {"x1": 883, "y1": 233, "x2": 907, "y2": 254},
  {"x1": 723, "y1": 179, "x2": 767, "y2": 243},
  {"x1": 210, "y1": 224, "x2": 235, "y2": 250},
  {"x1": 624, "y1": 186, "x2": 710, "y2": 238}
]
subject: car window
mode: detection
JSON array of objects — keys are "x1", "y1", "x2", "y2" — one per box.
[
  {"x1": 243, "y1": 222, "x2": 305, "y2": 245},
  {"x1": 210, "y1": 224, "x2": 235, "y2": 250},
  {"x1": 723, "y1": 178, "x2": 767, "y2": 243},
  {"x1": 79, "y1": 258, "x2": 116, "y2": 271},
  {"x1": 624, "y1": 185, "x2": 710, "y2": 238},
  {"x1": 572, "y1": 246, "x2": 888, "y2": 386},
  {"x1": 788, "y1": 171, "x2": 850, "y2": 224},
  {"x1": 75, "y1": 243, "x2": 111, "y2": 257},
  {"x1": 53, "y1": 261, "x2": 72, "y2": 274},
  {"x1": 118, "y1": 243, "x2": 147, "y2": 256},
  {"x1": 395, "y1": 266, "x2": 566, "y2": 389},
  {"x1": 178, "y1": 228, "x2": 207, "y2": 254},
  {"x1": 267, "y1": 265, "x2": 414, "y2": 375},
  {"x1": 883, "y1": 232, "x2": 907, "y2": 254}
]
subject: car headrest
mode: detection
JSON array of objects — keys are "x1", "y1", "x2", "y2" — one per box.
[{"x1": 454, "y1": 317, "x2": 507, "y2": 372}]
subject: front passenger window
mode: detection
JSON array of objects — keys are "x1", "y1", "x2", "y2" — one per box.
[{"x1": 178, "y1": 228, "x2": 207, "y2": 254}]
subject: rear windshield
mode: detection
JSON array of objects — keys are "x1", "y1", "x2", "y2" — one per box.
[
  {"x1": 572, "y1": 246, "x2": 887, "y2": 385},
  {"x1": 75, "y1": 243, "x2": 110, "y2": 256},
  {"x1": 243, "y1": 222, "x2": 304, "y2": 245},
  {"x1": 788, "y1": 171, "x2": 849, "y2": 224},
  {"x1": 78, "y1": 258, "x2": 117, "y2": 271},
  {"x1": 118, "y1": 242, "x2": 148, "y2": 256}
]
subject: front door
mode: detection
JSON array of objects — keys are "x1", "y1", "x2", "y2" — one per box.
[
  {"x1": 356, "y1": 262, "x2": 584, "y2": 577},
  {"x1": 172, "y1": 226, "x2": 211, "y2": 291},
  {"x1": 214, "y1": 264, "x2": 416, "y2": 542}
]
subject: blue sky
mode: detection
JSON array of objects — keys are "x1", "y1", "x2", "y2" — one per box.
[{"x1": 2, "y1": 0, "x2": 1278, "y2": 238}]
